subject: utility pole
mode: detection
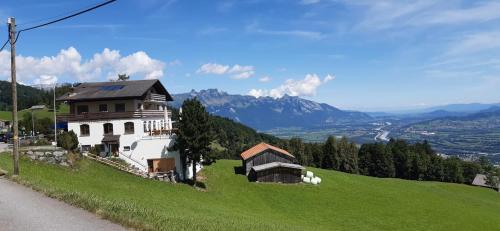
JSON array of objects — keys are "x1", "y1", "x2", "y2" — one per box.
[
  {"x1": 53, "y1": 85, "x2": 57, "y2": 148},
  {"x1": 8, "y1": 17, "x2": 19, "y2": 175}
]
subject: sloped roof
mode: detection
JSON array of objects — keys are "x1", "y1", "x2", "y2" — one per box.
[
  {"x1": 240, "y1": 142, "x2": 294, "y2": 160},
  {"x1": 57, "y1": 80, "x2": 172, "y2": 102},
  {"x1": 473, "y1": 174, "x2": 500, "y2": 188},
  {"x1": 251, "y1": 162, "x2": 304, "y2": 172}
]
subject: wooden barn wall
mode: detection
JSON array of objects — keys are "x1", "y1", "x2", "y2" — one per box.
[
  {"x1": 245, "y1": 150, "x2": 295, "y2": 175},
  {"x1": 250, "y1": 167, "x2": 302, "y2": 183}
]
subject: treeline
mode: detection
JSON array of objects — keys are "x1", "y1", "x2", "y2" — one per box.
[
  {"x1": 0, "y1": 80, "x2": 72, "y2": 111},
  {"x1": 205, "y1": 115, "x2": 497, "y2": 185},
  {"x1": 286, "y1": 137, "x2": 498, "y2": 185}
]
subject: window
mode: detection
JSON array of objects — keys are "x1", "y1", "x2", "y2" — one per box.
[
  {"x1": 99, "y1": 104, "x2": 108, "y2": 112},
  {"x1": 80, "y1": 124, "x2": 90, "y2": 136},
  {"x1": 115, "y1": 103, "x2": 126, "y2": 112},
  {"x1": 143, "y1": 121, "x2": 147, "y2": 132},
  {"x1": 123, "y1": 146, "x2": 131, "y2": 151},
  {"x1": 81, "y1": 145, "x2": 91, "y2": 152},
  {"x1": 137, "y1": 103, "x2": 142, "y2": 110},
  {"x1": 103, "y1": 123, "x2": 113, "y2": 135},
  {"x1": 77, "y1": 105, "x2": 89, "y2": 114},
  {"x1": 161, "y1": 120, "x2": 164, "y2": 130},
  {"x1": 124, "y1": 122, "x2": 134, "y2": 134},
  {"x1": 153, "y1": 121, "x2": 157, "y2": 131},
  {"x1": 148, "y1": 121, "x2": 151, "y2": 131}
]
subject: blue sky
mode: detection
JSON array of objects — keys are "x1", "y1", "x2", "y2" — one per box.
[{"x1": 1, "y1": 0, "x2": 500, "y2": 111}]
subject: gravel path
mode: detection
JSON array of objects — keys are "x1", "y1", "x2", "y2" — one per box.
[{"x1": 0, "y1": 177, "x2": 127, "y2": 231}]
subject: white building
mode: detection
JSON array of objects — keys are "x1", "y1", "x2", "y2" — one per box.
[{"x1": 57, "y1": 80, "x2": 199, "y2": 180}]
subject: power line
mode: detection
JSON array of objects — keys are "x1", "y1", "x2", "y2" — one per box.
[
  {"x1": 17, "y1": 1, "x2": 105, "y2": 27},
  {"x1": 0, "y1": 39, "x2": 7, "y2": 52},
  {"x1": 14, "y1": 0, "x2": 117, "y2": 44}
]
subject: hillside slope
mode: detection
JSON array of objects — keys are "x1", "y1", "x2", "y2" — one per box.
[
  {"x1": 1, "y1": 155, "x2": 499, "y2": 231},
  {"x1": 172, "y1": 89, "x2": 371, "y2": 130}
]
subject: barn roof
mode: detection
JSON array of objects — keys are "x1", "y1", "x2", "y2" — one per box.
[
  {"x1": 57, "y1": 79, "x2": 172, "y2": 102},
  {"x1": 240, "y1": 142, "x2": 294, "y2": 160},
  {"x1": 472, "y1": 174, "x2": 488, "y2": 187},
  {"x1": 251, "y1": 162, "x2": 305, "y2": 172}
]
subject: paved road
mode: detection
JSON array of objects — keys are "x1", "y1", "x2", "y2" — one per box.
[
  {"x1": 0, "y1": 177, "x2": 127, "y2": 231},
  {"x1": 0, "y1": 142, "x2": 10, "y2": 152}
]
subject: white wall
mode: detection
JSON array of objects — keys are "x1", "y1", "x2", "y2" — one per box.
[{"x1": 68, "y1": 117, "x2": 194, "y2": 180}]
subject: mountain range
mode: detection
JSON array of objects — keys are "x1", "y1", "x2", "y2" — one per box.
[{"x1": 171, "y1": 89, "x2": 372, "y2": 130}]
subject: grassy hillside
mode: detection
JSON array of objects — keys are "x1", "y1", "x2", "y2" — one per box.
[
  {"x1": 0, "y1": 104, "x2": 69, "y2": 121},
  {"x1": 0, "y1": 154, "x2": 499, "y2": 230}
]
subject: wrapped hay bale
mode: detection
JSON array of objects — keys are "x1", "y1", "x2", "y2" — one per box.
[
  {"x1": 301, "y1": 175, "x2": 304, "y2": 180},
  {"x1": 306, "y1": 171, "x2": 314, "y2": 178},
  {"x1": 315, "y1": 177, "x2": 322, "y2": 184},
  {"x1": 303, "y1": 176, "x2": 311, "y2": 183},
  {"x1": 311, "y1": 177, "x2": 318, "y2": 185}
]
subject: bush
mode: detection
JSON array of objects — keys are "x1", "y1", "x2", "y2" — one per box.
[
  {"x1": 57, "y1": 131, "x2": 78, "y2": 151},
  {"x1": 67, "y1": 152, "x2": 82, "y2": 167}
]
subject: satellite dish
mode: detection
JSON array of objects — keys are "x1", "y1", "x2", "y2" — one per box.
[{"x1": 131, "y1": 141, "x2": 137, "y2": 150}]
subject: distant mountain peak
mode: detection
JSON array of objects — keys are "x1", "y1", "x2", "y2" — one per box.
[{"x1": 171, "y1": 89, "x2": 371, "y2": 130}]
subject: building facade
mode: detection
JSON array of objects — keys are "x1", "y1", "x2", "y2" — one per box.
[
  {"x1": 57, "y1": 80, "x2": 198, "y2": 180},
  {"x1": 240, "y1": 143, "x2": 304, "y2": 183}
]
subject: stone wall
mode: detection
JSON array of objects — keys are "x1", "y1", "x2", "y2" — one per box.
[{"x1": 22, "y1": 150, "x2": 70, "y2": 166}]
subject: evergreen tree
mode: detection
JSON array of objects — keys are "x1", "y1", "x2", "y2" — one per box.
[
  {"x1": 174, "y1": 98, "x2": 212, "y2": 186},
  {"x1": 323, "y1": 136, "x2": 339, "y2": 170},
  {"x1": 288, "y1": 138, "x2": 306, "y2": 165}
]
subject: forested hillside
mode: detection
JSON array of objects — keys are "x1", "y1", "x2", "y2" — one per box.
[{"x1": 0, "y1": 81, "x2": 71, "y2": 111}]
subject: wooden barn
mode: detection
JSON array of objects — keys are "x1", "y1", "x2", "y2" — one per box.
[{"x1": 240, "y1": 143, "x2": 304, "y2": 183}]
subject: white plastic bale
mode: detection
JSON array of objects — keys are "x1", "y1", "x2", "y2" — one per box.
[
  {"x1": 303, "y1": 176, "x2": 311, "y2": 183},
  {"x1": 311, "y1": 178, "x2": 318, "y2": 185},
  {"x1": 316, "y1": 177, "x2": 322, "y2": 184},
  {"x1": 306, "y1": 171, "x2": 314, "y2": 178},
  {"x1": 301, "y1": 175, "x2": 304, "y2": 180}
]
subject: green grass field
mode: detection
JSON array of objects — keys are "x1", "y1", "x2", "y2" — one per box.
[
  {"x1": 0, "y1": 104, "x2": 69, "y2": 121},
  {"x1": 0, "y1": 153, "x2": 499, "y2": 231}
]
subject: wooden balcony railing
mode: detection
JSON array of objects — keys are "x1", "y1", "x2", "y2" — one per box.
[
  {"x1": 148, "y1": 93, "x2": 167, "y2": 102},
  {"x1": 57, "y1": 110, "x2": 171, "y2": 122}
]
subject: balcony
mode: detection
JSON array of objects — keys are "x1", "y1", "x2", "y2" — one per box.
[
  {"x1": 145, "y1": 93, "x2": 167, "y2": 102},
  {"x1": 142, "y1": 128, "x2": 178, "y2": 140},
  {"x1": 58, "y1": 110, "x2": 171, "y2": 122}
]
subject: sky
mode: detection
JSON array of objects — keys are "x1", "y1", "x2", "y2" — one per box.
[{"x1": 1, "y1": 0, "x2": 500, "y2": 111}]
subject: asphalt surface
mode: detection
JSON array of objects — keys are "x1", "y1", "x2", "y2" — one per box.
[{"x1": 0, "y1": 177, "x2": 127, "y2": 231}]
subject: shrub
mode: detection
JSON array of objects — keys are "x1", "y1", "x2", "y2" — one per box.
[{"x1": 57, "y1": 131, "x2": 78, "y2": 151}]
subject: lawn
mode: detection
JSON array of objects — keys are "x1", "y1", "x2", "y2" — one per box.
[
  {"x1": 0, "y1": 104, "x2": 69, "y2": 121},
  {"x1": 0, "y1": 153, "x2": 499, "y2": 231}
]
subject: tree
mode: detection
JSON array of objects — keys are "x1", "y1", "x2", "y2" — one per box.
[
  {"x1": 288, "y1": 138, "x2": 306, "y2": 165},
  {"x1": 57, "y1": 131, "x2": 78, "y2": 151},
  {"x1": 461, "y1": 161, "x2": 482, "y2": 184},
  {"x1": 322, "y1": 136, "x2": 339, "y2": 170},
  {"x1": 485, "y1": 169, "x2": 500, "y2": 189},
  {"x1": 117, "y1": 74, "x2": 130, "y2": 81},
  {"x1": 174, "y1": 98, "x2": 212, "y2": 186},
  {"x1": 443, "y1": 157, "x2": 464, "y2": 183}
]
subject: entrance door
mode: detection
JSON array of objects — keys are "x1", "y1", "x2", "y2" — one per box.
[{"x1": 110, "y1": 144, "x2": 119, "y2": 157}]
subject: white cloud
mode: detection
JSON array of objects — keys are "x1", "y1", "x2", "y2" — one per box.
[
  {"x1": 300, "y1": 0, "x2": 320, "y2": 5},
  {"x1": 323, "y1": 74, "x2": 335, "y2": 83},
  {"x1": 0, "y1": 47, "x2": 166, "y2": 84},
  {"x1": 246, "y1": 22, "x2": 324, "y2": 40},
  {"x1": 248, "y1": 74, "x2": 334, "y2": 98},
  {"x1": 34, "y1": 75, "x2": 58, "y2": 85},
  {"x1": 446, "y1": 31, "x2": 500, "y2": 56},
  {"x1": 350, "y1": 1, "x2": 500, "y2": 31},
  {"x1": 259, "y1": 76, "x2": 271, "y2": 82},
  {"x1": 197, "y1": 62, "x2": 255, "y2": 79},
  {"x1": 196, "y1": 63, "x2": 230, "y2": 75}
]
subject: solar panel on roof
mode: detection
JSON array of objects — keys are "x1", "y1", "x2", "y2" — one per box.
[{"x1": 100, "y1": 85, "x2": 125, "y2": 91}]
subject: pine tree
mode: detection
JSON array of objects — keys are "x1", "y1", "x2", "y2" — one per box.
[{"x1": 174, "y1": 98, "x2": 212, "y2": 186}]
